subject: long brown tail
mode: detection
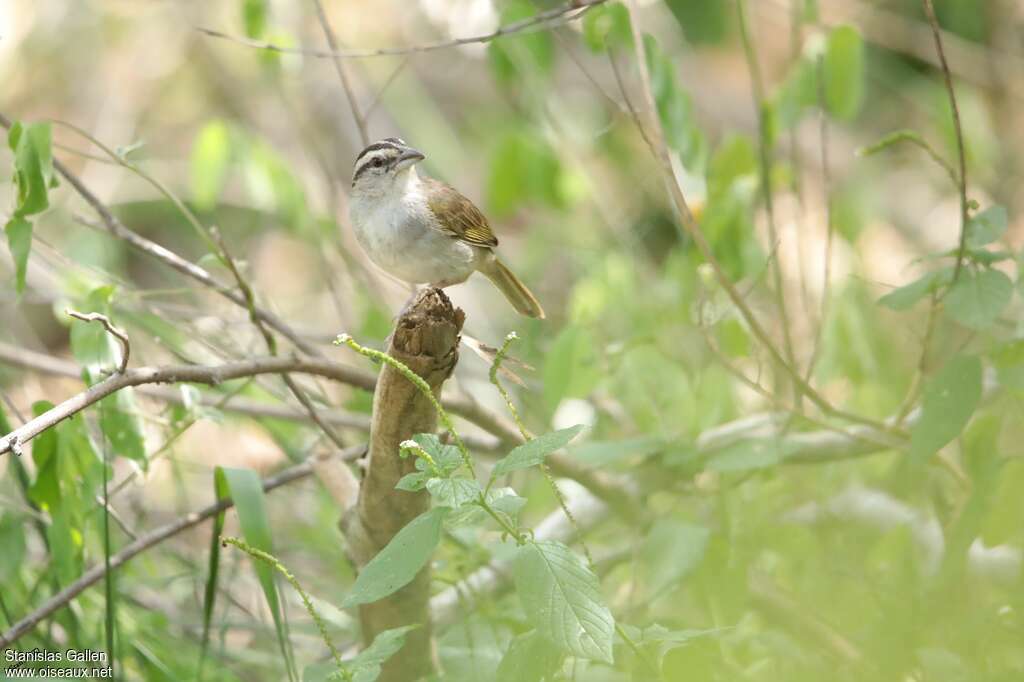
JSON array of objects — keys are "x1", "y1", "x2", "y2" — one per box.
[{"x1": 480, "y1": 257, "x2": 545, "y2": 319}]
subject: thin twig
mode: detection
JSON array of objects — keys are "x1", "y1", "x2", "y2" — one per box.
[
  {"x1": 735, "y1": 0, "x2": 798, "y2": 388},
  {"x1": 197, "y1": 0, "x2": 606, "y2": 60},
  {"x1": 803, "y1": 56, "x2": 834, "y2": 384},
  {"x1": 311, "y1": 0, "x2": 369, "y2": 146},
  {"x1": 65, "y1": 309, "x2": 131, "y2": 374},
  {"x1": 922, "y1": 0, "x2": 970, "y2": 283}
]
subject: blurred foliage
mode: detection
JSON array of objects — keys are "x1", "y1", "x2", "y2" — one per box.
[{"x1": 1, "y1": 0, "x2": 1023, "y2": 680}]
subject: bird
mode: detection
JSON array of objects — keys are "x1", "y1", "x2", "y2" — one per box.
[{"x1": 348, "y1": 137, "x2": 545, "y2": 319}]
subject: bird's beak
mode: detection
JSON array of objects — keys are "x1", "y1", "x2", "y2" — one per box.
[{"x1": 393, "y1": 147, "x2": 425, "y2": 171}]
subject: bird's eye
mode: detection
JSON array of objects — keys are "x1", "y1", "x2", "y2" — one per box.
[{"x1": 372, "y1": 157, "x2": 385, "y2": 168}]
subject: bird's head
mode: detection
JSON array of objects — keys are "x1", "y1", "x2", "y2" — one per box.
[{"x1": 350, "y1": 137, "x2": 425, "y2": 196}]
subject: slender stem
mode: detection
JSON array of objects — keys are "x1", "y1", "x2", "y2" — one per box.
[
  {"x1": 922, "y1": 0, "x2": 970, "y2": 283},
  {"x1": 311, "y1": 0, "x2": 369, "y2": 146}
]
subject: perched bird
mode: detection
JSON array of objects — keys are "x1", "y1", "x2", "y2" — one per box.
[{"x1": 348, "y1": 137, "x2": 545, "y2": 319}]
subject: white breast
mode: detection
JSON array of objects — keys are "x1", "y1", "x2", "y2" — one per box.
[{"x1": 350, "y1": 172, "x2": 481, "y2": 285}]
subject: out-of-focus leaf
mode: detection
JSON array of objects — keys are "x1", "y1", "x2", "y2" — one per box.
[
  {"x1": 342, "y1": 507, "x2": 448, "y2": 607},
  {"x1": 488, "y1": 1, "x2": 554, "y2": 85},
  {"x1": 346, "y1": 625, "x2": 418, "y2": 682},
  {"x1": 570, "y1": 436, "x2": 664, "y2": 467},
  {"x1": 496, "y1": 630, "x2": 564, "y2": 682},
  {"x1": 644, "y1": 34, "x2": 706, "y2": 169},
  {"x1": 0, "y1": 513, "x2": 26, "y2": 585},
  {"x1": 190, "y1": 120, "x2": 232, "y2": 211},
  {"x1": 515, "y1": 540, "x2": 614, "y2": 663},
  {"x1": 4, "y1": 215, "x2": 32, "y2": 294},
  {"x1": 487, "y1": 131, "x2": 565, "y2": 217},
  {"x1": 910, "y1": 355, "x2": 982, "y2": 462},
  {"x1": 992, "y1": 340, "x2": 1024, "y2": 390},
  {"x1": 492, "y1": 425, "x2": 584, "y2": 477},
  {"x1": 543, "y1": 325, "x2": 600, "y2": 410},
  {"x1": 945, "y1": 268, "x2": 1012, "y2": 330},
  {"x1": 216, "y1": 466, "x2": 296, "y2": 679},
  {"x1": 965, "y1": 205, "x2": 1008, "y2": 249},
  {"x1": 242, "y1": 0, "x2": 268, "y2": 38},
  {"x1": 823, "y1": 25, "x2": 865, "y2": 120},
  {"x1": 8, "y1": 121, "x2": 54, "y2": 216},
  {"x1": 244, "y1": 138, "x2": 310, "y2": 233},
  {"x1": 980, "y1": 458, "x2": 1024, "y2": 545},
  {"x1": 878, "y1": 269, "x2": 951, "y2": 311},
  {"x1": 582, "y1": 3, "x2": 632, "y2": 52},
  {"x1": 99, "y1": 390, "x2": 146, "y2": 463},
  {"x1": 664, "y1": 0, "x2": 728, "y2": 44},
  {"x1": 639, "y1": 520, "x2": 709, "y2": 598}
]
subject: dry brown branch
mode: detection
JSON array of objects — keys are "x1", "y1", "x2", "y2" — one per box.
[
  {"x1": 65, "y1": 309, "x2": 131, "y2": 374},
  {"x1": 0, "y1": 355, "x2": 374, "y2": 456},
  {"x1": 341, "y1": 289, "x2": 464, "y2": 681},
  {"x1": 197, "y1": 0, "x2": 606, "y2": 60}
]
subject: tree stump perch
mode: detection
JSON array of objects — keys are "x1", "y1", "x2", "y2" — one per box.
[{"x1": 342, "y1": 288, "x2": 464, "y2": 681}]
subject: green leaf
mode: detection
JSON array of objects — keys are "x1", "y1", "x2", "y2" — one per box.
[
  {"x1": 395, "y1": 471, "x2": 429, "y2": 492},
  {"x1": 190, "y1": 120, "x2": 232, "y2": 211},
  {"x1": 992, "y1": 340, "x2": 1024, "y2": 390},
  {"x1": 410, "y1": 433, "x2": 462, "y2": 475},
  {"x1": 582, "y1": 3, "x2": 632, "y2": 52},
  {"x1": 99, "y1": 390, "x2": 146, "y2": 463},
  {"x1": 644, "y1": 34, "x2": 706, "y2": 169},
  {"x1": 216, "y1": 466, "x2": 297, "y2": 680},
  {"x1": 664, "y1": 0, "x2": 728, "y2": 44},
  {"x1": 488, "y1": 1, "x2": 554, "y2": 85},
  {"x1": 347, "y1": 625, "x2": 418, "y2": 682},
  {"x1": 496, "y1": 630, "x2": 564, "y2": 682},
  {"x1": 242, "y1": 0, "x2": 268, "y2": 38},
  {"x1": 426, "y1": 477, "x2": 481, "y2": 508},
  {"x1": 515, "y1": 540, "x2": 615, "y2": 663},
  {"x1": 492, "y1": 425, "x2": 584, "y2": 478},
  {"x1": 945, "y1": 269, "x2": 1013, "y2": 329},
  {"x1": 639, "y1": 521, "x2": 709, "y2": 598},
  {"x1": 965, "y1": 205, "x2": 1008, "y2": 249},
  {"x1": 0, "y1": 513, "x2": 26, "y2": 584},
  {"x1": 343, "y1": 507, "x2": 448, "y2": 607},
  {"x1": 4, "y1": 215, "x2": 32, "y2": 294},
  {"x1": 878, "y1": 269, "x2": 951, "y2": 311},
  {"x1": 487, "y1": 131, "x2": 565, "y2": 217},
  {"x1": 910, "y1": 355, "x2": 982, "y2": 462},
  {"x1": 543, "y1": 326, "x2": 600, "y2": 410},
  {"x1": 981, "y1": 459, "x2": 1024, "y2": 545},
  {"x1": 198, "y1": 468, "x2": 229, "y2": 679},
  {"x1": 8, "y1": 121, "x2": 53, "y2": 216},
  {"x1": 823, "y1": 25, "x2": 865, "y2": 120}
]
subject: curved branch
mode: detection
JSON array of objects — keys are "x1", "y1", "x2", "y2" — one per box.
[
  {"x1": 197, "y1": 0, "x2": 605, "y2": 60},
  {"x1": 65, "y1": 309, "x2": 130, "y2": 374}
]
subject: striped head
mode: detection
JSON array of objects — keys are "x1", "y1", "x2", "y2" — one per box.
[{"x1": 350, "y1": 137, "x2": 425, "y2": 197}]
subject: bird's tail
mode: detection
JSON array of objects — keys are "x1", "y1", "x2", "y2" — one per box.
[{"x1": 480, "y1": 257, "x2": 545, "y2": 319}]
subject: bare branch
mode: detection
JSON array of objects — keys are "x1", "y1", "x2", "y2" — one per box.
[
  {"x1": 0, "y1": 355, "x2": 374, "y2": 456},
  {"x1": 0, "y1": 446, "x2": 364, "y2": 648},
  {"x1": 922, "y1": 0, "x2": 970, "y2": 283},
  {"x1": 65, "y1": 308, "x2": 131, "y2": 374},
  {"x1": 312, "y1": 0, "x2": 369, "y2": 145},
  {"x1": 197, "y1": 0, "x2": 606, "y2": 60}
]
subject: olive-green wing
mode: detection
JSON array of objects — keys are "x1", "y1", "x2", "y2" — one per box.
[{"x1": 425, "y1": 178, "x2": 498, "y2": 248}]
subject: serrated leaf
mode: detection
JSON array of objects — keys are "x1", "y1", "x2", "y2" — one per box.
[
  {"x1": 343, "y1": 507, "x2": 448, "y2": 607},
  {"x1": 910, "y1": 355, "x2": 982, "y2": 462},
  {"x1": 515, "y1": 540, "x2": 615, "y2": 663},
  {"x1": 426, "y1": 477, "x2": 481, "y2": 508},
  {"x1": 190, "y1": 120, "x2": 232, "y2": 211},
  {"x1": 496, "y1": 630, "x2": 564, "y2": 682},
  {"x1": 878, "y1": 269, "x2": 951, "y2": 311},
  {"x1": 411, "y1": 433, "x2": 462, "y2": 475},
  {"x1": 347, "y1": 625, "x2": 418, "y2": 682},
  {"x1": 965, "y1": 205, "x2": 1008, "y2": 249},
  {"x1": 945, "y1": 269, "x2": 1013, "y2": 330},
  {"x1": 492, "y1": 425, "x2": 584, "y2": 478},
  {"x1": 823, "y1": 25, "x2": 864, "y2": 121},
  {"x1": 5, "y1": 215, "x2": 32, "y2": 294}
]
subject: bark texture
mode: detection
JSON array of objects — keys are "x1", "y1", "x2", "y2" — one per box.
[{"x1": 343, "y1": 288, "x2": 464, "y2": 681}]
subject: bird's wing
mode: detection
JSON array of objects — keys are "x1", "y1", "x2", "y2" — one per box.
[{"x1": 424, "y1": 178, "x2": 498, "y2": 248}]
